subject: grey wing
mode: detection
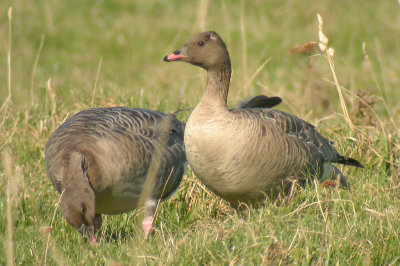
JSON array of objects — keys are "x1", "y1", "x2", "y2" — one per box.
[
  {"x1": 256, "y1": 109, "x2": 362, "y2": 167},
  {"x1": 153, "y1": 117, "x2": 186, "y2": 200},
  {"x1": 270, "y1": 110, "x2": 340, "y2": 161},
  {"x1": 109, "y1": 108, "x2": 186, "y2": 199},
  {"x1": 69, "y1": 107, "x2": 167, "y2": 138},
  {"x1": 236, "y1": 108, "x2": 342, "y2": 164},
  {"x1": 45, "y1": 107, "x2": 186, "y2": 196}
]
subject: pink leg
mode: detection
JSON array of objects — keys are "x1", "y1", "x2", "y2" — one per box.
[
  {"x1": 142, "y1": 216, "x2": 154, "y2": 237},
  {"x1": 90, "y1": 214, "x2": 102, "y2": 245},
  {"x1": 142, "y1": 199, "x2": 159, "y2": 237},
  {"x1": 91, "y1": 235, "x2": 97, "y2": 245}
]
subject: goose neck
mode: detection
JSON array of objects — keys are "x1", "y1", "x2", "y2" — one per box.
[{"x1": 201, "y1": 61, "x2": 231, "y2": 109}]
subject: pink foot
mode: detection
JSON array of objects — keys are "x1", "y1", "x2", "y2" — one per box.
[
  {"x1": 90, "y1": 235, "x2": 97, "y2": 245},
  {"x1": 142, "y1": 217, "x2": 154, "y2": 237}
]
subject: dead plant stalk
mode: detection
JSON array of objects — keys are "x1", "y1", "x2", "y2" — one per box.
[
  {"x1": 317, "y1": 13, "x2": 354, "y2": 130},
  {"x1": 1, "y1": 7, "x2": 13, "y2": 126}
]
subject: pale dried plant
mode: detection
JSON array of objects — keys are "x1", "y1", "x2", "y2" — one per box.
[
  {"x1": 1, "y1": 116, "x2": 20, "y2": 150},
  {"x1": 322, "y1": 78, "x2": 386, "y2": 133},
  {"x1": 0, "y1": 7, "x2": 13, "y2": 127},
  {"x1": 30, "y1": 35, "x2": 45, "y2": 105},
  {"x1": 2, "y1": 149, "x2": 23, "y2": 266},
  {"x1": 361, "y1": 42, "x2": 388, "y2": 106},
  {"x1": 244, "y1": 57, "x2": 272, "y2": 91},
  {"x1": 240, "y1": 0, "x2": 248, "y2": 89},
  {"x1": 317, "y1": 13, "x2": 354, "y2": 130},
  {"x1": 317, "y1": 14, "x2": 328, "y2": 53},
  {"x1": 147, "y1": 166, "x2": 175, "y2": 239},
  {"x1": 196, "y1": 0, "x2": 210, "y2": 32},
  {"x1": 91, "y1": 57, "x2": 103, "y2": 107},
  {"x1": 3, "y1": 150, "x2": 14, "y2": 266},
  {"x1": 42, "y1": 198, "x2": 66, "y2": 266},
  {"x1": 137, "y1": 114, "x2": 175, "y2": 238},
  {"x1": 221, "y1": 0, "x2": 232, "y2": 48},
  {"x1": 46, "y1": 79, "x2": 57, "y2": 127},
  {"x1": 195, "y1": 0, "x2": 210, "y2": 92},
  {"x1": 317, "y1": 206, "x2": 330, "y2": 266},
  {"x1": 362, "y1": 43, "x2": 378, "y2": 85}
]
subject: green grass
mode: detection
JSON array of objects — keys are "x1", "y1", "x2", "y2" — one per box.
[{"x1": 1, "y1": 0, "x2": 399, "y2": 264}]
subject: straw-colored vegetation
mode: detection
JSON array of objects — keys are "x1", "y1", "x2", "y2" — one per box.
[{"x1": 1, "y1": 0, "x2": 399, "y2": 264}]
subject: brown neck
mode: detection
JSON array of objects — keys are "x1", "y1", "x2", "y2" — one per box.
[
  {"x1": 200, "y1": 60, "x2": 231, "y2": 109},
  {"x1": 62, "y1": 151, "x2": 89, "y2": 189}
]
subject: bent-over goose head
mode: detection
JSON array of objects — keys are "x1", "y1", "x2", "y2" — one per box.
[{"x1": 60, "y1": 186, "x2": 98, "y2": 241}]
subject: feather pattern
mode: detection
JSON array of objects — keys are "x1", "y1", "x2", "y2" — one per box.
[
  {"x1": 165, "y1": 31, "x2": 363, "y2": 207},
  {"x1": 45, "y1": 107, "x2": 185, "y2": 215}
]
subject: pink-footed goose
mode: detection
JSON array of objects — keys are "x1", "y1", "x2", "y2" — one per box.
[
  {"x1": 164, "y1": 31, "x2": 363, "y2": 207},
  {"x1": 45, "y1": 107, "x2": 186, "y2": 242}
]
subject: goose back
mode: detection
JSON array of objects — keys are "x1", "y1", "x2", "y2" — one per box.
[{"x1": 45, "y1": 107, "x2": 185, "y2": 215}]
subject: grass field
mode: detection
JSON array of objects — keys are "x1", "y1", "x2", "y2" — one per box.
[{"x1": 1, "y1": 0, "x2": 400, "y2": 264}]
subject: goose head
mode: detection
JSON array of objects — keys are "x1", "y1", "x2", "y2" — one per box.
[
  {"x1": 60, "y1": 186, "x2": 97, "y2": 242},
  {"x1": 164, "y1": 31, "x2": 230, "y2": 70}
]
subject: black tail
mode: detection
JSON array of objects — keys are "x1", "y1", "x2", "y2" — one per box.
[
  {"x1": 239, "y1": 95, "x2": 282, "y2": 109},
  {"x1": 337, "y1": 156, "x2": 364, "y2": 168}
]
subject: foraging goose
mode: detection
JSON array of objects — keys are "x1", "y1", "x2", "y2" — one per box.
[
  {"x1": 45, "y1": 107, "x2": 186, "y2": 242},
  {"x1": 164, "y1": 31, "x2": 363, "y2": 207}
]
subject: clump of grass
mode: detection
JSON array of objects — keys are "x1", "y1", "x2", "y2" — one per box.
[{"x1": 351, "y1": 89, "x2": 377, "y2": 126}]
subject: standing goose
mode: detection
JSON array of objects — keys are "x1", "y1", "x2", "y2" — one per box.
[
  {"x1": 45, "y1": 107, "x2": 186, "y2": 242},
  {"x1": 164, "y1": 31, "x2": 363, "y2": 207}
]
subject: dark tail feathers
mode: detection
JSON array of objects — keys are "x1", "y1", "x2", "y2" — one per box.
[{"x1": 239, "y1": 95, "x2": 282, "y2": 109}]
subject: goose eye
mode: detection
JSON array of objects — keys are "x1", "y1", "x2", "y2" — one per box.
[{"x1": 197, "y1": 40, "x2": 204, "y2": 46}]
